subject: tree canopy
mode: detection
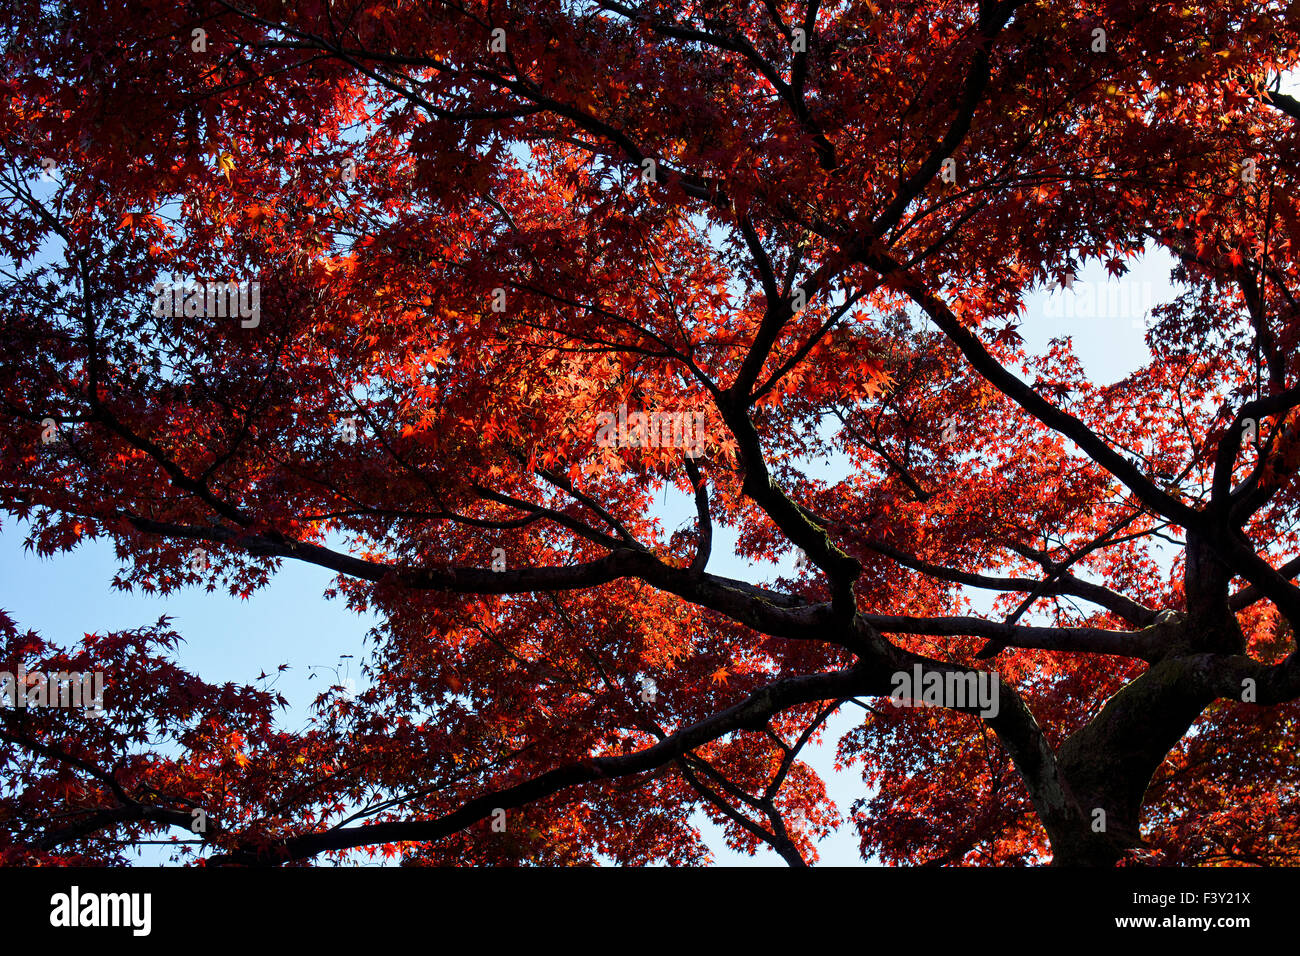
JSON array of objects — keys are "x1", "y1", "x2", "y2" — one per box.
[{"x1": 1, "y1": 0, "x2": 1299, "y2": 866}]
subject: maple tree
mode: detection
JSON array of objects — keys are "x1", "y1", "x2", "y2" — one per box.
[{"x1": 1, "y1": 0, "x2": 1299, "y2": 867}]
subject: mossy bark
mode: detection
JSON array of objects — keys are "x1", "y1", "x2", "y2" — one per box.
[{"x1": 1049, "y1": 655, "x2": 1217, "y2": 864}]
